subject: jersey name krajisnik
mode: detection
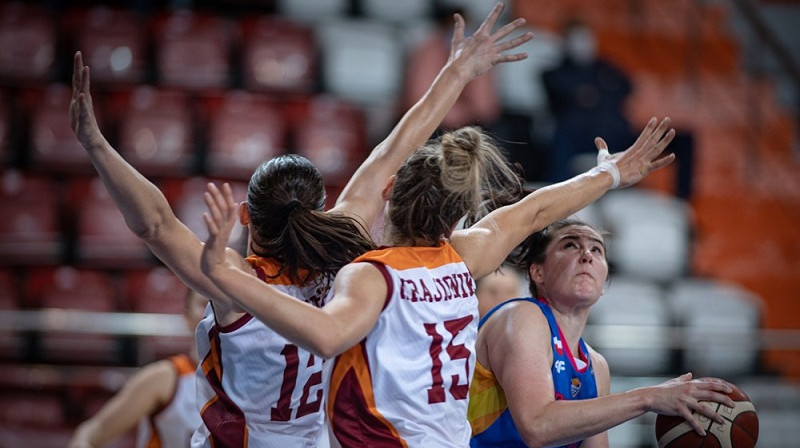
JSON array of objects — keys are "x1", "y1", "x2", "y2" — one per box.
[
  {"x1": 136, "y1": 354, "x2": 201, "y2": 448},
  {"x1": 191, "y1": 257, "x2": 331, "y2": 448},
  {"x1": 328, "y1": 243, "x2": 479, "y2": 448}
]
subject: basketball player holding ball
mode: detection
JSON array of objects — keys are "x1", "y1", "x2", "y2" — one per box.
[{"x1": 469, "y1": 218, "x2": 736, "y2": 448}]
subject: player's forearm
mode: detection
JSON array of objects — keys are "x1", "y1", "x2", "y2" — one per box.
[
  {"x1": 521, "y1": 166, "x2": 614, "y2": 235},
  {"x1": 79, "y1": 134, "x2": 176, "y2": 240},
  {"x1": 518, "y1": 390, "x2": 648, "y2": 447},
  {"x1": 206, "y1": 263, "x2": 345, "y2": 358}
]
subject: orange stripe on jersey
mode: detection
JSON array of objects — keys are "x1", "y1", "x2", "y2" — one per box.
[
  {"x1": 201, "y1": 336, "x2": 222, "y2": 380},
  {"x1": 354, "y1": 243, "x2": 464, "y2": 271},
  {"x1": 246, "y1": 255, "x2": 310, "y2": 285},
  {"x1": 328, "y1": 342, "x2": 408, "y2": 448},
  {"x1": 170, "y1": 353, "x2": 196, "y2": 376},
  {"x1": 144, "y1": 413, "x2": 163, "y2": 448}
]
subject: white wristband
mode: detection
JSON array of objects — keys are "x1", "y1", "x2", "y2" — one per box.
[
  {"x1": 597, "y1": 161, "x2": 620, "y2": 189},
  {"x1": 597, "y1": 149, "x2": 611, "y2": 164}
]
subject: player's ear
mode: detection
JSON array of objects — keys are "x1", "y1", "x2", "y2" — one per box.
[
  {"x1": 529, "y1": 263, "x2": 544, "y2": 284},
  {"x1": 239, "y1": 202, "x2": 250, "y2": 226}
]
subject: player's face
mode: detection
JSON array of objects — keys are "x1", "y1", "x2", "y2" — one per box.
[{"x1": 532, "y1": 225, "x2": 607, "y2": 303}]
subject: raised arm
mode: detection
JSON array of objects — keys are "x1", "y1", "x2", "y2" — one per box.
[
  {"x1": 67, "y1": 360, "x2": 176, "y2": 448},
  {"x1": 70, "y1": 51, "x2": 245, "y2": 315},
  {"x1": 201, "y1": 183, "x2": 385, "y2": 358},
  {"x1": 453, "y1": 117, "x2": 677, "y2": 279},
  {"x1": 479, "y1": 302, "x2": 735, "y2": 447},
  {"x1": 331, "y1": 2, "x2": 533, "y2": 230}
]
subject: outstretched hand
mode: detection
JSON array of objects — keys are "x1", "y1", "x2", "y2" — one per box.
[
  {"x1": 595, "y1": 117, "x2": 676, "y2": 189},
  {"x1": 448, "y1": 2, "x2": 534, "y2": 80},
  {"x1": 646, "y1": 373, "x2": 735, "y2": 436},
  {"x1": 200, "y1": 182, "x2": 239, "y2": 278},
  {"x1": 69, "y1": 51, "x2": 104, "y2": 149}
]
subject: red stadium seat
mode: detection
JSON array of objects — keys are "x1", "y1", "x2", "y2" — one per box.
[
  {"x1": 26, "y1": 84, "x2": 98, "y2": 173},
  {"x1": 68, "y1": 176, "x2": 153, "y2": 268},
  {"x1": 292, "y1": 96, "x2": 367, "y2": 187},
  {"x1": 152, "y1": 10, "x2": 232, "y2": 90},
  {"x1": 67, "y1": 6, "x2": 148, "y2": 85},
  {"x1": 240, "y1": 15, "x2": 318, "y2": 93},
  {"x1": 115, "y1": 86, "x2": 196, "y2": 177},
  {"x1": 0, "y1": 3, "x2": 56, "y2": 84},
  {"x1": 0, "y1": 426, "x2": 74, "y2": 448},
  {"x1": 0, "y1": 393, "x2": 65, "y2": 428},
  {"x1": 24, "y1": 266, "x2": 122, "y2": 364},
  {"x1": 0, "y1": 270, "x2": 24, "y2": 361},
  {"x1": 163, "y1": 176, "x2": 249, "y2": 247},
  {"x1": 124, "y1": 267, "x2": 194, "y2": 364},
  {"x1": 125, "y1": 266, "x2": 188, "y2": 315},
  {"x1": 203, "y1": 90, "x2": 287, "y2": 180},
  {"x1": 0, "y1": 170, "x2": 63, "y2": 265}
]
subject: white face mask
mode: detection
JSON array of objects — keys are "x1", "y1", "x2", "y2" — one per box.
[{"x1": 565, "y1": 27, "x2": 596, "y2": 65}]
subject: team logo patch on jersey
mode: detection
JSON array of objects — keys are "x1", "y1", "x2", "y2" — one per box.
[
  {"x1": 553, "y1": 336, "x2": 564, "y2": 356},
  {"x1": 570, "y1": 377, "x2": 581, "y2": 397}
]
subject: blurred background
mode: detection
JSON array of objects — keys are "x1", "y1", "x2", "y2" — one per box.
[{"x1": 0, "y1": 0, "x2": 797, "y2": 446}]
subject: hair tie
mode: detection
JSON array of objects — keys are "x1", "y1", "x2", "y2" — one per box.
[{"x1": 286, "y1": 199, "x2": 303, "y2": 214}]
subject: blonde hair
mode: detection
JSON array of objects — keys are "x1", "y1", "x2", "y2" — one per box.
[{"x1": 388, "y1": 127, "x2": 522, "y2": 244}]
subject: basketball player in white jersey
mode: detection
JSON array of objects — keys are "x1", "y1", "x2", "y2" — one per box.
[
  {"x1": 200, "y1": 113, "x2": 680, "y2": 446},
  {"x1": 69, "y1": 3, "x2": 534, "y2": 445},
  {"x1": 68, "y1": 289, "x2": 206, "y2": 448}
]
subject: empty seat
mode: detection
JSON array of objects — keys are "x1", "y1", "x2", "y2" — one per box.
[
  {"x1": 164, "y1": 176, "x2": 249, "y2": 247},
  {"x1": 360, "y1": 0, "x2": 431, "y2": 25},
  {"x1": 124, "y1": 266, "x2": 193, "y2": 364},
  {"x1": 125, "y1": 266, "x2": 188, "y2": 315},
  {"x1": 0, "y1": 170, "x2": 63, "y2": 265},
  {"x1": 0, "y1": 392, "x2": 65, "y2": 428},
  {"x1": 240, "y1": 15, "x2": 318, "y2": 93},
  {"x1": 69, "y1": 176, "x2": 153, "y2": 268},
  {"x1": 27, "y1": 84, "x2": 98, "y2": 173},
  {"x1": 24, "y1": 266, "x2": 122, "y2": 364},
  {"x1": 68, "y1": 5, "x2": 148, "y2": 85},
  {"x1": 495, "y1": 26, "x2": 563, "y2": 114},
  {"x1": 292, "y1": 96, "x2": 367, "y2": 187},
  {"x1": 596, "y1": 188, "x2": 692, "y2": 283},
  {"x1": 0, "y1": 3, "x2": 56, "y2": 84},
  {"x1": 152, "y1": 10, "x2": 232, "y2": 90},
  {"x1": 317, "y1": 19, "x2": 403, "y2": 107},
  {"x1": 203, "y1": 91, "x2": 287, "y2": 180},
  {"x1": 587, "y1": 276, "x2": 673, "y2": 375},
  {"x1": 0, "y1": 270, "x2": 24, "y2": 360},
  {"x1": 668, "y1": 277, "x2": 763, "y2": 377},
  {"x1": 116, "y1": 86, "x2": 196, "y2": 177},
  {"x1": 275, "y1": 0, "x2": 349, "y2": 23}
]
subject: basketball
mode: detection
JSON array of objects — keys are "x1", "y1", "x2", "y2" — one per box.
[{"x1": 654, "y1": 380, "x2": 758, "y2": 448}]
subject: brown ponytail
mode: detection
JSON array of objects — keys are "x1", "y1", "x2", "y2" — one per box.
[{"x1": 247, "y1": 155, "x2": 375, "y2": 284}]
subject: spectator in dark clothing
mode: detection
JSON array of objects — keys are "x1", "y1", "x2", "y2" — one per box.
[{"x1": 542, "y1": 19, "x2": 635, "y2": 183}]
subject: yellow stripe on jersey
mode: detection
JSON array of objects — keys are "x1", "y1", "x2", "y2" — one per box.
[
  {"x1": 354, "y1": 243, "x2": 464, "y2": 271},
  {"x1": 468, "y1": 362, "x2": 507, "y2": 435}
]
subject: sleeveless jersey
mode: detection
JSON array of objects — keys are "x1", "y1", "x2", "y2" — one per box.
[
  {"x1": 328, "y1": 243, "x2": 479, "y2": 448},
  {"x1": 191, "y1": 256, "x2": 331, "y2": 448},
  {"x1": 469, "y1": 298, "x2": 598, "y2": 448},
  {"x1": 136, "y1": 354, "x2": 201, "y2": 448}
]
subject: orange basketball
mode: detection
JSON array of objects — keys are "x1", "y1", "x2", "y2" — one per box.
[{"x1": 655, "y1": 380, "x2": 758, "y2": 448}]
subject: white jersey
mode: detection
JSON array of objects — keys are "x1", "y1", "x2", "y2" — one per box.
[
  {"x1": 191, "y1": 257, "x2": 331, "y2": 448},
  {"x1": 328, "y1": 243, "x2": 479, "y2": 447},
  {"x1": 136, "y1": 354, "x2": 201, "y2": 448}
]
